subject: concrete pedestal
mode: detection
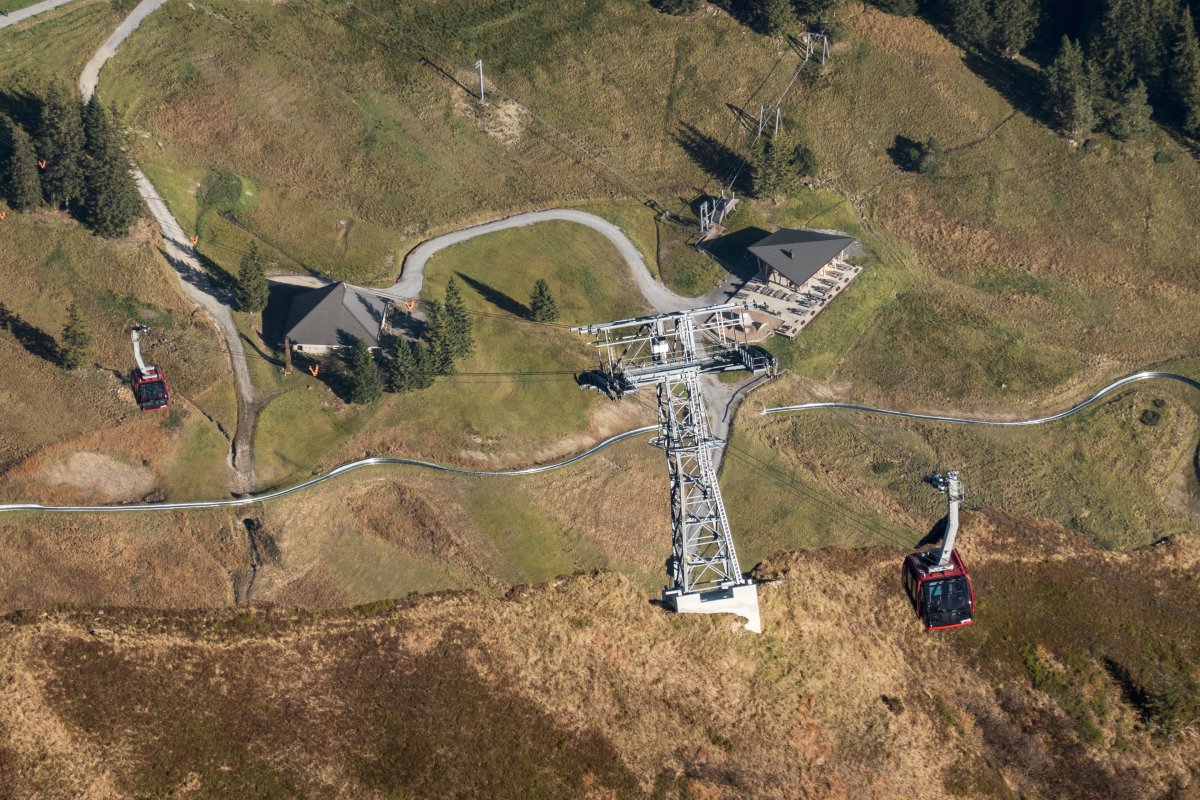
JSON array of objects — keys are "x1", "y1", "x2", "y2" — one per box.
[{"x1": 663, "y1": 583, "x2": 761, "y2": 633}]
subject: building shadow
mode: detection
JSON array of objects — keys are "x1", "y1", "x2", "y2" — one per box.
[
  {"x1": 0, "y1": 302, "x2": 60, "y2": 365},
  {"x1": 674, "y1": 122, "x2": 751, "y2": 194},
  {"x1": 702, "y1": 226, "x2": 769, "y2": 280},
  {"x1": 262, "y1": 283, "x2": 308, "y2": 347},
  {"x1": 456, "y1": 272, "x2": 529, "y2": 319}
]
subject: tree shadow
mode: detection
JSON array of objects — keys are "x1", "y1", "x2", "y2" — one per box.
[
  {"x1": 0, "y1": 88, "x2": 43, "y2": 139},
  {"x1": 456, "y1": 271, "x2": 529, "y2": 319},
  {"x1": 887, "y1": 135, "x2": 923, "y2": 172},
  {"x1": 961, "y1": 51, "x2": 1055, "y2": 130},
  {"x1": 674, "y1": 122, "x2": 751, "y2": 194},
  {"x1": 0, "y1": 302, "x2": 60, "y2": 365}
]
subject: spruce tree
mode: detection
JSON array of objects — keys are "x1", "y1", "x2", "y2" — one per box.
[
  {"x1": 3, "y1": 119, "x2": 42, "y2": 211},
  {"x1": 348, "y1": 338, "x2": 382, "y2": 404},
  {"x1": 758, "y1": 0, "x2": 794, "y2": 35},
  {"x1": 1093, "y1": 0, "x2": 1144, "y2": 95},
  {"x1": 1171, "y1": 7, "x2": 1200, "y2": 137},
  {"x1": 948, "y1": 0, "x2": 993, "y2": 50},
  {"x1": 412, "y1": 341, "x2": 436, "y2": 389},
  {"x1": 1048, "y1": 36, "x2": 1096, "y2": 139},
  {"x1": 422, "y1": 299, "x2": 454, "y2": 375},
  {"x1": 443, "y1": 276, "x2": 472, "y2": 358},
  {"x1": 991, "y1": 0, "x2": 1037, "y2": 56},
  {"x1": 60, "y1": 303, "x2": 91, "y2": 370},
  {"x1": 81, "y1": 101, "x2": 143, "y2": 237},
  {"x1": 385, "y1": 337, "x2": 418, "y2": 393},
  {"x1": 36, "y1": 85, "x2": 86, "y2": 210},
  {"x1": 236, "y1": 242, "x2": 269, "y2": 312},
  {"x1": 529, "y1": 279, "x2": 560, "y2": 323},
  {"x1": 1110, "y1": 79, "x2": 1153, "y2": 138}
]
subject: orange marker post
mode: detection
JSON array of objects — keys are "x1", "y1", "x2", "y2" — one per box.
[
  {"x1": 308, "y1": 364, "x2": 320, "y2": 377},
  {"x1": 37, "y1": 160, "x2": 46, "y2": 170}
]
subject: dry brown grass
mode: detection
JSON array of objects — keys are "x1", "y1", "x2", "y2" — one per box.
[{"x1": 1, "y1": 511, "x2": 1196, "y2": 799}]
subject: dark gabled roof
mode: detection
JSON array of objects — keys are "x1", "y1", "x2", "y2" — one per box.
[
  {"x1": 283, "y1": 282, "x2": 387, "y2": 347},
  {"x1": 747, "y1": 228, "x2": 855, "y2": 287}
]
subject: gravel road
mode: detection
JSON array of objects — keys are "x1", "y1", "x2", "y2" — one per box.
[
  {"x1": 81, "y1": 0, "x2": 256, "y2": 490},
  {"x1": 0, "y1": 0, "x2": 76, "y2": 29}
]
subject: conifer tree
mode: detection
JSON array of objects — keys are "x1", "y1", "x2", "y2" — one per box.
[
  {"x1": 348, "y1": 338, "x2": 382, "y2": 404},
  {"x1": 385, "y1": 337, "x2": 418, "y2": 393},
  {"x1": 412, "y1": 341, "x2": 436, "y2": 389},
  {"x1": 442, "y1": 276, "x2": 472, "y2": 358},
  {"x1": 1110, "y1": 79, "x2": 1153, "y2": 138},
  {"x1": 3, "y1": 119, "x2": 42, "y2": 211},
  {"x1": 1093, "y1": 0, "x2": 1145, "y2": 94},
  {"x1": 236, "y1": 242, "x2": 269, "y2": 312},
  {"x1": 529, "y1": 278, "x2": 560, "y2": 323},
  {"x1": 36, "y1": 85, "x2": 86, "y2": 210},
  {"x1": 1172, "y1": 7, "x2": 1200, "y2": 136},
  {"x1": 991, "y1": 0, "x2": 1038, "y2": 55},
  {"x1": 1048, "y1": 36, "x2": 1096, "y2": 139},
  {"x1": 422, "y1": 299, "x2": 454, "y2": 375},
  {"x1": 60, "y1": 303, "x2": 91, "y2": 370},
  {"x1": 758, "y1": 0, "x2": 795, "y2": 34},
  {"x1": 948, "y1": 0, "x2": 993, "y2": 49},
  {"x1": 81, "y1": 100, "x2": 143, "y2": 237}
]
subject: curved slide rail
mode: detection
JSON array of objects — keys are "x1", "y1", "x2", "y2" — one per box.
[
  {"x1": 763, "y1": 371, "x2": 1200, "y2": 425},
  {"x1": 0, "y1": 425, "x2": 659, "y2": 516}
]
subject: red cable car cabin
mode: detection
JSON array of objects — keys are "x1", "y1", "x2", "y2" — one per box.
[
  {"x1": 902, "y1": 548, "x2": 975, "y2": 631},
  {"x1": 128, "y1": 324, "x2": 170, "y2": 412},
  {"x1": 902, "y1": 470, "x2": 975, "y2": 631},
  {"x1": 131, "y1": 365, "x2": 170, "y2": 412}
]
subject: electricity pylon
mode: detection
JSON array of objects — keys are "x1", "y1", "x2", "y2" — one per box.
[{"x1": 574, "y1": 303, "x2": 773, "y2": 632}]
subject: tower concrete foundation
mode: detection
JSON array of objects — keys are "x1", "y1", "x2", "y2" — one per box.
[{"x1": 663, "y1": 583, "x2": 761, "y2": 633}]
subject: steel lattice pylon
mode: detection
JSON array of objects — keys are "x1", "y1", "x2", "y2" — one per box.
[
  {"x1": 574, "y1": 304, "x2": 769, "y2": 631},
  {"x1": 657, "y1": 369, "x2": 744, "y2": 593}
]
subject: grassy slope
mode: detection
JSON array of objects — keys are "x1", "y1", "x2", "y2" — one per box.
[
  {"x1": 251, "y1": 221, "x2": 653, "y2": 488},
  {"x1": 718, "y1": 8, "x2": 1200, "y2": 551},
  {"x1": 97, "y1": 0, "x2": 786, "y2": 283},
  {"x1": 0, "y1": 3, "x2": 236, "y2": 502},
  {"x1": 1, "y1": 517, "x2": 1197, "y2": 800}
]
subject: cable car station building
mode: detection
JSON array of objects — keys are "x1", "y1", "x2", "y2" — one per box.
[
  {"x1": 748, "y1": 228, "x2": 855, "y2": 292},
  {"x1": 731, "y1": 228, "x2": 862, "y2": 339}
]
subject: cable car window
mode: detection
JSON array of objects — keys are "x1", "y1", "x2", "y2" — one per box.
[{"x1": 924, "y1": 577, "x2": 971, "y2": 613}]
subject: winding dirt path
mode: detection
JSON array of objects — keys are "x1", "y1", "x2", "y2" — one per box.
[{"x1": 81, "y1": 0, "x2": 256, "y2": 491}]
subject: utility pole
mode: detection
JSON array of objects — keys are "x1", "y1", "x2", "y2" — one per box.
[
  {"x1": 574, "y1": 304, "x2": 774, "y2": 633},
  {"x1": 475, "y1": 59, "x2": 485, "y2": 102}
]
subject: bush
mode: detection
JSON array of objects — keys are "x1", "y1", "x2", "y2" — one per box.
[
  {"x1": 915, "y1": 137, "x2": 946, "y2": 174},
  {"x1": 1153, "y1": 150, "x2": 1175, "y2": 164},
  {"x1": 1139, "y1": 409, "x2": 1161, "y2": 426}
]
